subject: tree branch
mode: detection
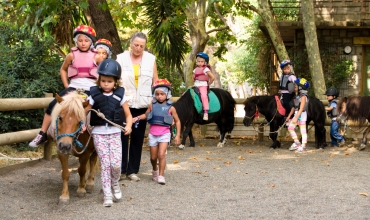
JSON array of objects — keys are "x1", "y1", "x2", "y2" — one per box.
[
  {"x1": 206, "y1": 25, "x2": 229, "y2": 34},
  {"x1": 213, "y1": 2, "x2": 228, "y2": 26},
  {"x1": 238, "y1": 0, "x2": 261, "y2": 16}
]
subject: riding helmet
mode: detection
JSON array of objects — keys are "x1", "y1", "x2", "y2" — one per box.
[
  {"x1": 196, "y1": 52, "x2": 209, "y2": 63},
  {"x1": 95, "y1": 39, "x2": 113, "y2": 58},
  {"x1": 324, "y1": 88, "x2": 339, "y2": 97},
  {"x1": 97, "y1": 59, "x2": 122, "y2": 79},
  {"x1": 280, "y1": 60, "x2": 292, "y2": 68},
  {"x1": 73, "y1": 25, "x2": 97, "y2": 42},
  {"x1": 295, "y1": 78, "x2": 310, "y2": 90},
  {"x1": 152, "y1": 79, "x2": 172, "y2": 93}
]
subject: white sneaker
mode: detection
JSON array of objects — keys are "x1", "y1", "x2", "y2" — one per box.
[
  {"x1": 157, "y1": 175, "x2": 166, "y2": 185},
  {"x1": 203, "y1": 113, "x2": 208, "y2": 121},
  {"x1": 127, "y1": 174, "x2": 140, "y2": 181},
  {"x1": 112, "y1": 183, "x2": 122, "y2": 200},
  {"x1": 103, "y1": 194, "x2": 113, "y2": 207},
  {"x1": 29, "y1": 132, "x2": 47, "y2": 148},
  {"x1": 289, "y1": 142, "x2": 300, "y2": 151}
]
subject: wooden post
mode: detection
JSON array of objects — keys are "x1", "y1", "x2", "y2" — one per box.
[
  {"x1": 201, "y1": 125, "x2": 207, "y2": 137},
  {"x1": 258, "y1": 126, "x2": 264, "y2": 142},
  {"x1": 43, "y1": 93, "x2": 53, "y2": 160}
]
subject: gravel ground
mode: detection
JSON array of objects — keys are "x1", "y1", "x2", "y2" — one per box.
[{"x1": 1, "y1": 139, "x2": 370, "y2": 219}]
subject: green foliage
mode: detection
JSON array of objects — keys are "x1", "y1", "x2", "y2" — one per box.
[
  {"x1": 156, "y1": 57, "x2": 185, "y2": 97},
  {"x1": 271, "y1": 0, "x2": 300, "y2": 22},
  {"x1": 0, "y1": 22, "x2": 64, "y2": 149}
]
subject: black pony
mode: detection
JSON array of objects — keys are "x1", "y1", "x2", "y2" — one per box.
[
  {"x1": 243, "y1": 95, "x2": 327, "y2": 149},
  {"x1": 338, "y1": 96, "x2": 370, "y2": 150},
  {"x1": 172, "y1": 88, "x2": 236, "y2": 148}
]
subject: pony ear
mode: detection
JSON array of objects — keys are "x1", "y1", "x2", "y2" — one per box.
[
  {"x1": 82, "y1": 100, "x2": 89, "y2": 108},
  {"x1": 55, "y1": 93, "x2": 64, "y2": 103}
]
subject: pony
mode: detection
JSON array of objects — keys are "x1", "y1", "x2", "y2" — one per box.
[
  {"x1": 50, "y1": 91, "x2": 98, "y2": 205},
  {"x1": 243, "y1": 95, "x2": 327, "y2": 149},
  {"x1": 172, "y1": 88, "x2": 236, "y2": 148},
  {"x1": 338, "y1": 96, "x2": 370, "y2": 150}
]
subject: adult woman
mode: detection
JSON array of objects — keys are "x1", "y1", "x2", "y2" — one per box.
[{"x1": 116, "y1": 32, "x2": 158, "y2": 181}]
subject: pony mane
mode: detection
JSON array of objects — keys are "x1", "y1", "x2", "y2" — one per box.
[
  {"x1": 340, "y1": 96, "x2": 370, "y2": 124},
  {"x1": 51, "y1": 91, "x2": 86, "y2": 128},
  {"x1": 172, "y1": 89, "x2": 194, "y2": 123},
  {"x1": 243, "y1": 96, "x2": 260, "y2": 106}
]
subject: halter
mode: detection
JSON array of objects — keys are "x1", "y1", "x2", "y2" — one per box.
[
  {"x1": 244, "y1": 105, "x2": 259, "y2": 120},
  {"x1": 55, "y1": 116, "x2": 89, "y2": 154}
]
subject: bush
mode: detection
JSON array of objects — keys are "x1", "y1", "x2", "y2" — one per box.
[{"x1": 0, "y1": 22, "x2": 64, "y2": 150}]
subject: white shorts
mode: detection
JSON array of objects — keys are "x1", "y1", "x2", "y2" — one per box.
[{"x1": 148, "y1": 133, "x2": 171, "y2": 147}]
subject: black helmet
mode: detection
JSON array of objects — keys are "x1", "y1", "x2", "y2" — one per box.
[
  {"x1": 324, "y1": 88, "x2": 339, "y2": 97},
  {"x1": 196, "y1": 52, "x2": 209, "y2": 63},
  {"x1": 97, "y1": 59, "x2": 121, "y2": 79}
]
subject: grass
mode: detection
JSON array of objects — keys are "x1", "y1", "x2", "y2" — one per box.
[{"x1": 0, "y1": 144, "x2": 47, "y2": 168}]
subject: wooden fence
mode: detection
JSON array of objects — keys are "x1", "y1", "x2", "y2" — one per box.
[{"x1": 0, "y1": 95, "x2": 367, "y2": 160}]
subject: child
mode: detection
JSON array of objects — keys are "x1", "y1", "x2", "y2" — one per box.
[
  {"x1": 29, "y1": 24, "x2": 103, "y2": 147},
  {"x1": 84, "y1": 59, "x2": 133, "y2": 207},
  {"x1": 193, "y1": 52, "x2": 215, "y2": 121},
  {"x1": 95, "y1": 38, "x2": 112, "y2": 59},
  {"x1": 324, "y1": 88, "x2": 345, "y2": 147},
  {"x1": 279, "y1": 60, "x2": 296, "y2": 117},
  {"x1": 286, "y1": 78, "x2": 310, "y2": 153},
  {"x1": 133, "y1": 79, "x2": 181, "y2": 185}
]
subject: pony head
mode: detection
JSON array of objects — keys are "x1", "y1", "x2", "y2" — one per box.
[
  {"x1": 51, "y1": 91, "x2": 89, "y2": 154},
  {"x1": 243, "y1": 97, "x2": 259, "y2": 126}
]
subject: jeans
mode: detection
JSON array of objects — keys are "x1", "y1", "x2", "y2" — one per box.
[{"x1": 330, "y1": 120, "x2": 344, "y2": 146}]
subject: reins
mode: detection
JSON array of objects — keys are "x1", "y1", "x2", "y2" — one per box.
[{"x1": 244, "y1": 104, "x2": 286, "y2": 134}]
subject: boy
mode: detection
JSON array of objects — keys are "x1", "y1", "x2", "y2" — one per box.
[
  {"x1": 279, "y1": 60, "x2": 296, "y2": 118},
  {"x1": 324, "y1": 88, "x2": 345, "y2": 147}
]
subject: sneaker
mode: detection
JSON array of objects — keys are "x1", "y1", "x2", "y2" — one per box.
[
  {"x1": 203, "y1": 113, "x2": 208, "y2": 121},
  {"x1": 152, "y1": 169, "x2": 159, "y2": 182},
  {"x1": 119, "y1": 173, "x2": 126, "y2": 181},
  {"x1": 295, "y1": 146, "x2": 306, "y2": 153},
  {"x1": 29, "y1": 131, "x2": 47, "y2": 148},
  {"x1": 157, "y1": 175, "x2": 166, "y2": 185},
  {"x1": 127, "y1": 173, "x2": 140, "y2": 182},
  {"x1": 103, "y1": 194, "x2": 113, "y2": 207},
  {"x1": 112, "y1": 183, "x2": 122, "y2": 200},
  {"x1": 338, "y1": 141, "x2": 345, "y2": 146},
  {"x1": 289, "y1": 142, "x2": 300, "y2": 151}
]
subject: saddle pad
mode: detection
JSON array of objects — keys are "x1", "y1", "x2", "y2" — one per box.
[
  {"x1": 275, "y1": 95, "x2": 286, "y2": 116},
  {"x1": 189, "y1": 88, "x2": 221, "y2": 114}
]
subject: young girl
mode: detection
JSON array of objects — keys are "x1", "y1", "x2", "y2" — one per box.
[
  {"x1": 133, "y1": 79, "x2": 181, "y2": 185},
  {"x1": 85, "y1": 59, "x2": 133, "y2": 207},
  {"x1": 286, "y1": 78, "x2": 310, "y2": 153},
  {"x1": 29, "y1": 25, "x2": 103, "y2": 147},
  {"x1": 193, "y1": 52, "x2": 215, "y2": 121},
  {"x1": 95, "y1": 38, "x2": 112, "y2": 59},
  {"x1": 279, "y1": 60, "x2": 296, "y2": 118}
]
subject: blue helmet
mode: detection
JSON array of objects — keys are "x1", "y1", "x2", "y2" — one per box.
[
  {"x1": 280, "y1": 60, "x2": 292, "y2": 68},
  {"x1": 196, "y1": 52, "x2": 209, "y2": 63},
  {"x1": 295, "y1": 78, "x2": 310, "y2": 90}
]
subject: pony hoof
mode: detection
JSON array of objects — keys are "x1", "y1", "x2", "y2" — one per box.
[
  {"x1": 86, "y1": 184, "x2": 94, "y2": 194},
  {"x1": 77, "y1": 188, "x2": 86, "y2": 197},
  {"x1": 178, "y1": 144, "x2": 185, "y2": 150},
  {"x1": 358, "y1": 144, "x2": 366, "y2": 151},
  {"x1": 217, "y1": 143, "x2": 224, "y2": 148},
  {"x1": 58, "y1": 198, "x2": 70, "y2": 205}
]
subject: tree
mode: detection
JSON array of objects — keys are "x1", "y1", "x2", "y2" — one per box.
[{"x1": 301, "y1": 0, "x2": 326, "y2": 99}]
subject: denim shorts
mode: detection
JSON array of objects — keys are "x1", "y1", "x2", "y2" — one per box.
[{"x1": 148, "y1": 133, "x2": 171, "y2": 147}]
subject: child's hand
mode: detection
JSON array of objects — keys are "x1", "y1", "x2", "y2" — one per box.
[
  {"x1": 133, "y1": 117, "x2": 139, "y2": 123},
  {"x1": 291, "y1": 117, "x2": 298, "y2": 124},
  {"x1": 80, "y1": 124, "x2": 86, "y2": 133},
  {"x1": 174, "y1": 135, "x2": 180, "y2": 145}
]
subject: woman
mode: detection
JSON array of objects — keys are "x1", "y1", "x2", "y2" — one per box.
[{"x1": 116, "y1": 32, "x2": 158, "y2": 181}]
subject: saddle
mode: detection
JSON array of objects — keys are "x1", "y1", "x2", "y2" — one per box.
[
  {"x1": 189, "y1": 87, "x2": 220, "y2": 114},
  {"x1": 275, "y1": 95, "x2": 286, "y2": 116}
]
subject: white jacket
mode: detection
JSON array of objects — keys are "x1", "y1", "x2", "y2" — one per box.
[{"x1": 117, "y1": 51, "x2": 156, "y2": 109}]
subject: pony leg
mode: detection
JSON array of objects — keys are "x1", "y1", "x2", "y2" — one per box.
[
  {"x1": 217, "y1": 132, "x2": 227, "y2": 148},
  {"x1": 178, "y1": 125, "x2": 192, "y2": 149},
  {"x1": 359, "y1": 126, "x2": 370, "y2": 150},
  {"x1": 76, "y1": 153, "x2": 90, "y2": 197},
  {"x1": 188, "y1": 130, "x2": 195, "y2": 147},
  {"x1": 269, "y1": 123, "x2": 280, "y2": 149},
  {"x1": 86, "y1": 150, "x2": 98, "y2": 193},
  {"x1": 58, "y1": 153, "x2": 70, "y2": 205}
]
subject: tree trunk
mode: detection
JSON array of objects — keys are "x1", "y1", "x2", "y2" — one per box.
[
  {"x1": 87, "y1": 0, "x2": 123, "y2": 59},
  {"x1": 301, "y1": 0, "x2": 326, "y2": 99}
]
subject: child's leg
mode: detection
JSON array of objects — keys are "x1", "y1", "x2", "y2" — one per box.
[
  {"x1": 150, "y1": 146, "x2": 159, "y2": 170},
  {"x1": 158, "y1": 142, "x2": 168, "y2": 176},
  {"x1": 330, "y1": 120, "x2": 345, "y2": 144},
  {"x1": 298, "y1": 121, "x2": 307, "y2": 147},
  {"x1": 288, "y1": 122, "x2": 300, "y2": 143},
  {"x1": 198, "y1": 86, "x2": 209, "y2": 111},
  {"x1": 93, "y1": 134, "x2": 112, "y2": 197},
  {"x1": 109, "y1": 133, "x2": 122, "y2": 184}
]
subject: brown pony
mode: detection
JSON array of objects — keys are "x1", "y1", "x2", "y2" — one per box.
[
  {"x1": 50, "y1": 91, "x2": 98, "y2": 204},
  {"x1": 338, "y1": 96, "x2": 370, "y2": 150}
]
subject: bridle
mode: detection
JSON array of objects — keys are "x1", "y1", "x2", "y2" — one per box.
[
  {"x1": 244, "y1": 105, "x2": 259, "y2": 120},
  {"x1": 55, "y1": 117, "x2": 91, "y2": 155}
]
